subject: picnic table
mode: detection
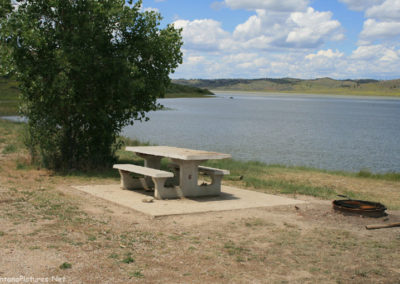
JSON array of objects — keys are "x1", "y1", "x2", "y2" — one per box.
[{"x1": 113, "y1": 146, "x2": 231, "y2": 199}]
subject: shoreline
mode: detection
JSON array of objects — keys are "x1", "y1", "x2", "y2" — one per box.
[{"x1": 212, "y1": 89, "x2": 400, "y2": 100}]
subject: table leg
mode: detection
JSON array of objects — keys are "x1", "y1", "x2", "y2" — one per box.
[
  {"x1": 170, "y1": 159, "x2": 223, "y2": 197},
  {"x1": 136, "y1": 153, "x2": 162, "y2": 188},
  {"x1": 171, "y1": 159, "x2": 202, "y2": 196},
  {"x1": 136, "y1": 153, "x2": 162, "y2": 169},
  {"x1": 118, "y1": 170, "x2": 147, "y2": 190}
]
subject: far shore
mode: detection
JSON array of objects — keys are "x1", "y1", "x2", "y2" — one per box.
[{"x1": 212, "y1": 89, "x2": 400, "y2": 100}]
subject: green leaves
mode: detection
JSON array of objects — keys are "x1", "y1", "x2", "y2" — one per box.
[{"x1": 1, "y1": 0, "x2": 183, "y2": 169}]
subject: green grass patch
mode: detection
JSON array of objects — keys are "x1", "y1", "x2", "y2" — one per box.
[
  {"x1": 88, "y1": 235, "x2": 97, "y2": 241},
  {"x1": 0, "y1": 101, "x2": 19, "y2": 116},
  {"x1": 205, "y1": 158, "x2": 400, "y2": 183},
  {"x1": 59, "y1": 262, "x2": 72, "y2": 270},
  {"x1": 2, "y1": 144, "x2": 17, "y2": 154},
  {"x1": 130, "y1": 271, "x2": 144, "y2": 278},
  {"x1": 242, "y1": 176, "x2": 338, "y2": 199},
  {"x1": 356, "y1": 169, "x2": 400, "y2": 181},
  {"x1": 122, "y1": 253, "x2": 135, "y2": 264},
  {"x1": 109, "y1": 253, "x2": 119, "y2": 259}
]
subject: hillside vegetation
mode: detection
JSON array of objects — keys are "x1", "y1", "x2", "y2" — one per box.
[
  {"x1": 165, "y1": 83, "x2": 214, "y2": 98},
  {"x1": 174, "y1": 77, "x2": 400, "y2": 97},
  {"x1": 0, "y1": 77, "x2": 214, "y2": 116}
]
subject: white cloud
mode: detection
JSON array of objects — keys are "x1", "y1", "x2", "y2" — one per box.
[
  {"x1": 186, "y1": 56, "x2": 206, "y2": 65},
  {"x1": 232, "y1": 7, "x2": 343, "y2": 49},
  {"x1": 173, "y1": 42, "x2": 400, "y2": 79},
  {"x1": 306, "y1": 49, "x2": 344, "y2": 60},
  {"x1": 286, "y1": 8, "x2": 343, "y2": 47},
  {"x1": 224, "y1": 0, "x2": 309, "y2": 12},
  {"x1": 366, "y1": 0, "x2": 400, "y2": 20},
  {"x1": 222, "y1": 53, "x2": 259, "y2": 63},
  {"x1": 171, "y1": 0, "x2": 400, "y2": 79},
  {"x1": 356, "y1": 0, "x2": 400, "y2": 43},
  {"x1": 351, "y1": 44, "x2": 399, "y2": 61},
  {"x1": 173, "y1": 19, "x2": 231, "y2": 51},
  {"x1": 233, "y1": 11, "x2": 265, "y2": 40},
  {"x1": 338, "y1": 0, "x2": 385, "y2": 11},
  {"x1": 359, "y1": 19, "x2": 400, "y2": 42}
]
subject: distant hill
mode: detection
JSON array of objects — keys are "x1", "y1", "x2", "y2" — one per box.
[
  {"x1": 165, "y1": 83, "x2": 214, "y2": 98},
  {"x1": 173, "y1": 78, "x2": 400, "y2": 97}
]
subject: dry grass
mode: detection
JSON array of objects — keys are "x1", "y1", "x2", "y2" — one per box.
[
  {"x1": 0, "y1": 119, "x2": 399, "y2": 283},
  {"x1": 206, "y1": 159, "x2": 400, "y2": 210},
  {"x1": 268, "y1": 170, "x2": 400, "y2": 210}
]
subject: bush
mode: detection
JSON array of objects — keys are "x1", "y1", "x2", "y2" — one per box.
[{"x1": 1, "y1": 0, "x2": 182, "y2": 170}]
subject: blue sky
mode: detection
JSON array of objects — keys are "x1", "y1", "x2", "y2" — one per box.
[{"x1": 141, "y1": 0, "x2": 400, "y2": 79}]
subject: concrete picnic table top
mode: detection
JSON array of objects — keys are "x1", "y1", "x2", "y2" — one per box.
[{"x1": 125, "y1": 146, "x2": 232, "y2": 161}]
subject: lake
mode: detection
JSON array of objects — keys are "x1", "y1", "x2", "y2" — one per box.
[{"x1": 122, "y1": 92, "x2": 400, "y2": 173}]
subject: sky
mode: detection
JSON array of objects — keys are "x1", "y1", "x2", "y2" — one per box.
[{"x1": 140, "y1": 0, "x2": 400, "y2": 79}]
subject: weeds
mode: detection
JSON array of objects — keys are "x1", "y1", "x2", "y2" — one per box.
[
  {"x1": 88, "y1": 235, "x2": 97, "y2": 241},
  {"x1": 122, "y1": 253, "x2": 135, "y2": 264},
  {"x1": 109, "y1": 253, "x2": 119, "y2": 259},
  {"x1": 59, "y1": 262, "x2": 72, "y2": 270},
  {"x1": 224, "y1": 241, "x2": 248, "y2": 256},
  {"x1": 2, "y1": 144, "x2": 17, "y2": 154},
  {"x1": 129, "y1": 270, "x2": 144, "y2": 278}
]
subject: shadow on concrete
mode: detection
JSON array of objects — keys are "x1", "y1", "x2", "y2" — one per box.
[
  {"x1": 186, "y1": 192, "x2": 239, "y2": 202},
  {"x1": 124, "y1": 188, "x2": 239, "y2": 201}
]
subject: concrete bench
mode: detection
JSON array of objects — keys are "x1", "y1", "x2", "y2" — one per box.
[
  {"x1": 168, "y1": 164, "x2": 230, "y2": 191},
  {"x1": 198, "y1": 166, "x2": 230, "y2": 176},
  {"x1": 113, "y1": 164, "x2": 174, "y2": 199},
  {"x1": 198, "y1": 166, "x2": 230, "y2": 189}
]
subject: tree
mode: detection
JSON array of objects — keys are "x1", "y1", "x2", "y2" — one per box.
[{"x1": 0, "y1": 0, "x2": 183, "y2": 169}]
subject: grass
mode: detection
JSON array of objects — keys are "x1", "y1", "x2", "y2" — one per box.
[
  {"x1": 203, "y1": 159, "x2": 400, "y2": 209},
  {"x1": 59, "y1": 262, "x2": 72, "y2": 270},
  {"x1": 130, "y1": 271, "x2": 144, "y2": 278},
  {"x1": 122, "y1": 254, "x2": 135, "y2": 264},
  {"x1": 2, "y1": 144, "x2": 18, "y2": 154}
]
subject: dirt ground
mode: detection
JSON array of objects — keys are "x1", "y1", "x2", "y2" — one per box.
[{"x1": 1, "y1": 160, "x2": 399, "y2": 283}]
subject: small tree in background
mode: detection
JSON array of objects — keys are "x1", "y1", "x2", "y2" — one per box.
[{"x1": 0, "y1": 0, "x2": 182, "y2": 169}]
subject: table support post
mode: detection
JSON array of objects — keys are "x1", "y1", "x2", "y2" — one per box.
[
  {"x1": 136, "y1": 153, "x2": 162, "y2": 187},
  {"x1": 171, "y1": 159, "x2": 203, "y2": 196}
]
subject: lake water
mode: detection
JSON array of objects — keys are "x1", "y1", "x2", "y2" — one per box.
[{"x1": 122, "y1": 92, "x2": 400, "y2": 173}]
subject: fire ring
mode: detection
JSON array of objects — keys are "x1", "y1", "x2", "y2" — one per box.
[{"x1": 332, "y1": 199, "x2": 387, "y2": 218}]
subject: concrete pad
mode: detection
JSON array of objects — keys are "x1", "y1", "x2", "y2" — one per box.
[{"x1": 72, "y1": 184, "x2": 305, "y2": 217}]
